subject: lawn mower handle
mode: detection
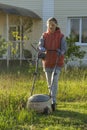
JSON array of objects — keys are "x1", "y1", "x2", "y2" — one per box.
[{"x1": 31, "y1": 44, "x2": 57, "y2": 52}]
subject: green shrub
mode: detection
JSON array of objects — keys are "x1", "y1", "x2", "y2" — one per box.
[{"x1": 24, "y1": 49, "x2": 32, "y2": 58}]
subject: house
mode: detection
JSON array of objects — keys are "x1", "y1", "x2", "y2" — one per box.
[{"x1": 0, "y1": 0, "x2": 87, "y2": 66}]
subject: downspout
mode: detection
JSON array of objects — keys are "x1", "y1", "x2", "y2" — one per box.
[
  {"x1": 6, "y1": 14, "x2": 9, "y2": 68},
  {"x1": 20, "y1": 17, "x2": 23, "y2": 66}
]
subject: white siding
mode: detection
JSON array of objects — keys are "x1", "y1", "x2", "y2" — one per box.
[
  {"x1": 54, "y1": 0, "x2": 87, "y2": 64},
  {"x1": 0, "y1": 0, "x2": 87, "y2": 62},
  {"x1": 43, "y1": 0, "x2": 54, "y2": 32},
  {"x1": 0, "y1": 0, "x2": 42, "y2": 17},
  {"x1": 54, "y1": 0, "x2": 87, "y2": 36},
  {"x1": 1, "y1": 0, "x2": 87, "y2": 37}
]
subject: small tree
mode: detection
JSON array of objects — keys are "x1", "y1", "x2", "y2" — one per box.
[
  {"x1": 0, "y1": 36, "x2": 7, "y2": 57},
  {"x1": 10, "y1": 18, "x2": 33, "y2": 59},
  {"x1": 65, "y1": 35, "x2": 86, "y2": 68}
]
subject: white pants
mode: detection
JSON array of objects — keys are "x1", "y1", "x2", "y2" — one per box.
[{"x1": 45, "y1": 68, "x2": 61, "y2": 104}]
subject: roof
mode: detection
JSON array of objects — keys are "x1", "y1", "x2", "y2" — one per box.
[{"x1": 0, "y1": 3, "x2": 41, "y2": 19}]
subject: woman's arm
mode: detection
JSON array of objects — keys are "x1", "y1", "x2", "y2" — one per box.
[
  {"x1": 37, "y1": 35, "x2": 46, "y2": 52},
  {"x1": 57, "y1": 37, "x2": 67, "y2": 56}
]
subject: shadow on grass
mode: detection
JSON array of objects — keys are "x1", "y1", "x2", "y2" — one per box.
[
  {"x1": 52, "y1": 109, "x2": 87, "y2": 128},
  {"x1": 0, "y1": 61, "x2": 36, "y2": 76}
]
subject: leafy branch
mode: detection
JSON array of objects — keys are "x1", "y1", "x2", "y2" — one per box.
[
  {"x1": 65, "y1": 35, "x2": 86, "y2": 63},
  {"x1": 0, "y1": 36, "x2": 7, "y2": 57}
]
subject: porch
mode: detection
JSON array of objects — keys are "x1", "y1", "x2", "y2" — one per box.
[{"x1": 0, "y1": 3, "x2": 41, "y2": 67}]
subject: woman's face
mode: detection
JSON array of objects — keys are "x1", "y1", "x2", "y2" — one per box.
[{"x1": 47, "y1": 21, "x2": 57, "y2": 33}]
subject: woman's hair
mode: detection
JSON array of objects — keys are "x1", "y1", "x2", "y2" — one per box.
[
  {"x1": 47, "y1": 17, "x2": 59, "y2": 30},
  {"x1": 47, "y1": 17, "x2": 58, "y2": 25}
]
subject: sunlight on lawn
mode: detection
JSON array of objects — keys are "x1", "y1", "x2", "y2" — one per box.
[{"x1": 0, "y1": 68, "x2": 87, "y2": 130}]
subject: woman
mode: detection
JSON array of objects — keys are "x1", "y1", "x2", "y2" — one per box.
[{"x1": 38, "y1": 17, "x2": 67, "y2": 111}]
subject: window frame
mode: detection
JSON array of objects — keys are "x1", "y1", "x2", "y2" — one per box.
[
  {"x1": 67, "y1": 17, "x2": 87, "y2": 46},
  {"x1": 9, "y1": 25, "x2": 22, "y2": 59},
  {"x1": 9, "y1": 25, "x2": 18, "y2": 41}
]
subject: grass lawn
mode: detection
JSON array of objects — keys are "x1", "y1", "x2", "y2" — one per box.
[{"x1": 0, "y1": 65, "x2": 87, "y2": 130}]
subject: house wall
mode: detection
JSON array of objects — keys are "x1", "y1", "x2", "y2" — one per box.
[
  {"x1": 42, "y1": 0, "x2": 54, "y2": 32},
  {"x1": 0, "y1": 0, "x2": 87, "y2": 63},
  {"x1": 54, "y1": 0, "x2": 87, "y2": 35},
  {"x1": 24, "y1": 19, "x2": 43, "y2": 57},
  {"x1": 1, "y1": 0, "x2": 87, "y2": 40},
  {"x1": 0, "y1": 14, "x2": 42, "y2": 57},
  {"x1": 54, "y1": 0, "x2": 87, "y2": 65},
  {"x1": 0, "y1": 0, "x2": 42, "y2": 17},
  {"x1": 0, "y1": 12, "x2": 6, "y2": 38},
  {"x1": 0, "y1": 0, "x2": 55, "y2": 54},
  {"x1": 0, "y1": 0, "x2": 43, "y2": 55}
]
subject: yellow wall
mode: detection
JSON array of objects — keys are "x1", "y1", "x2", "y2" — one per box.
[{"x1": 0, "y1": 12, "x2": 7, "y2": 38}]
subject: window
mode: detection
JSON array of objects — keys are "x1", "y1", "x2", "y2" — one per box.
[
  {"x1": 9, "y1": 25, "x2": 24, "y2": 59},
  {"x1": 82, "y1": 18, "x2": 87, "y2": 43},
  {"x1": 68, "y1": 17, "x2": 87, "y2": 44},
  {"x1": 9, "y1": 26, "x2": 17, "y2": 41}
]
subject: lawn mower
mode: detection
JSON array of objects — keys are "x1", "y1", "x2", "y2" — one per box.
[{"x1": 27, "y1": 44, "x2": 58, "y2": 114}]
